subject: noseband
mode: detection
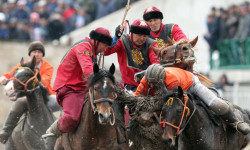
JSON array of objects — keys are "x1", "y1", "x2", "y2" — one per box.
[
  {"x1": 12, "y1": 67, "x2": 39, "y2": 92},
  {"x1": 88, "y1": 81, "x2": 117, "y2": 126},
  {"x1": 159, "y1": 96, "x2": 190, "y2": 135}
]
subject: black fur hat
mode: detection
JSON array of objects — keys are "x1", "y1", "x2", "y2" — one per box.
[
  {"x1": 89, "y1": 27, "x2": 113, "y2": 46},
  {"x1": 143, "y1": 6, "x2": 163, "y2": 21}
]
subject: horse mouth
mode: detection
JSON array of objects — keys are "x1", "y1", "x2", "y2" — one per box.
[
  {"x1": 98, "y1": 112, "x2": 112, "y2": 125},
  {"x1": 8, "y1": 92, "x2": 17, "y2": 101}
]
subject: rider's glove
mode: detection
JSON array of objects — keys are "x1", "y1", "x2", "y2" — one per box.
[{"x1": 115, "y1": 25, "x2": 124, "y2": 39}]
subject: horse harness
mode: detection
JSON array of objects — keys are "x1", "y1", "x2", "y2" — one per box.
[
  {"x1": 12, "y1": 67, "x2": 39, "y2": 92},
  {"x1": 161, "y1": 43, "x2": 186, "y2": 66},
  {"x1": 88, "y1": 85, "x2": 117, "y2": 126},
  {"x1": 159, "y1": 95, "x2": 197, "y2": 135}
]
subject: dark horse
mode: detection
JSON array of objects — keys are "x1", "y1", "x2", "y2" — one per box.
[
  {"x1": 5, "y1": 57, "x2": 56, "y2": 149},
  {"x1": 114, "y1": 83, "x2": 175, "y2": 150},
  {"x1": 160, "y1": 86, "x2": 249, "y2": 150},
  {"x1": 55, "y1": 63, "x2": 128, "y2": 150}
]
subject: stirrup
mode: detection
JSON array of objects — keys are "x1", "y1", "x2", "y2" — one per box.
[
  {"x1": 42, "y1": 133, "x2": 55, "y2": 139},
  {"x1": 235, "y1": 121, "x2": 250, "y2": 135}
]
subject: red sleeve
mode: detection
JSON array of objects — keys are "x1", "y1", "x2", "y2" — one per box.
[
  {"x1": 75, "y1": 44, "x2": 94, "y2": 80},
  {"x1": 104, "y1": 39, "x2": 123, "y2": 56},
  {"x1": 172, "y1": 24, "x2": 187, "y2": 41},
  {"x1": 149, "y1": 41, "x2": 159, "y2": 64}
]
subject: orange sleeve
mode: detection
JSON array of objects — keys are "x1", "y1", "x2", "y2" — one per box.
[
  {"x1": 39, "y1": 60, "x2": 53, "y2": 89},
  {"x1": 134, "y1": 77, "x2": 149, "y2": 96},
  {"x1": 2, "y1": 60, "x2": 30, "y2": 79}
]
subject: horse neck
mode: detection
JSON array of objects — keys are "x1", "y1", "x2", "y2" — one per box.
[
  {"x1": 25, "y1": 87, "x2": 53, "y2": 121},
  {"x1": 182, "y1": 100, "x2": 210, "y2": 136}
]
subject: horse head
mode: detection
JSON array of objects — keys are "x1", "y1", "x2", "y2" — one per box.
[
  {"x1": 160, "y1": 36, "x2": 198, "y2": 72},
  {"x1": 8, "y1": 56, "x2": 41, "y2": 100},
  {"x1": 88, "y1": 63, "x2": 116, "y2": 125},
  {"x1": 160, "y1": 86, "x2": 190, "y2": 148}
]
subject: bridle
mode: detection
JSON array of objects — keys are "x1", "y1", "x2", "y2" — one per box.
[
  {"x1": 12, "y1": 67, "x2": 39, "y2": 92},
  {"x1": 159, "y1": 95, "x2": 191, "y2": 135},
  {"x1": 88, "y1": 80, "x2": 117, "y2": 126}
]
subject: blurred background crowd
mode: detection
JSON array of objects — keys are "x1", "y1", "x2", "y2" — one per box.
[
  {"x1": 204, "y1": 1, "x2": 250, "y2": 67},
  {"x1": 0, "y1": 0, "x2": 139, "y2": 42}
]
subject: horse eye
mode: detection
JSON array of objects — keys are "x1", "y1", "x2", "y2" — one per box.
[{"x1": 164, "y1": 51, "x2": 167, "y2": 54}]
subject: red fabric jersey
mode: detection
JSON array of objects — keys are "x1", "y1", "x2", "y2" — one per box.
[
  {"x1": 53, "y1": 37, "x2": 96, "y2": 91},
  {"x1": 104, "y1": 34, "x2": 158, "y2": 86},
  {"x1": 150, "y1": 23, "x2": 187, "y2": 41}
]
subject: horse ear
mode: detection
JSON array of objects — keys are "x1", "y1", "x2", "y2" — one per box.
[
  {"x1": 177, "y1": 86, "x2": 184, "y2": 98},
  {"x1": 20, "y1": 57, "x2": 24, "y2": 66},
  {"x1": 31, "y1": 56, "x2": 36, "y2": 70},
  {"x1": 167, "y1": 36, "x2": 173, "y2": 45},
  {"x1": 109, "y1": 63, "x2": 115, "y2": 75},
  {"x1": 93, "y1": 63, "x2": 99, "y2": 74},
  {"x1": 190, "y1": 36, "x2": 198, "y2": 47}
]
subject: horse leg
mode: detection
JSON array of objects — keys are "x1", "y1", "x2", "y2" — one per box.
[
  {"x1": 112, "y1": 101, "x2": 127, "y2": 144},
  {"x1": 5, "y1": 135, "x2": 17, "y2": 150},
  {"x1": 55, "y1": 136, "x2": 65, "y2": 150}
]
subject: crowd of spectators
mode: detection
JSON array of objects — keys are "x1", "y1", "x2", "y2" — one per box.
[
  {"x1": 204, "y1": 2, "x2": 250, "y2": 54},
  {"x1": 0, "y1": 0, "x2": 139, "y2": 42}
]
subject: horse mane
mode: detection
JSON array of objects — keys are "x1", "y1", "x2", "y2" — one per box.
[
  {"x1": 38, "y1": 83, "x2": 50, "y2": 104},
  {"x1": 88, "y1": 69, "x2": 115, "y2": 88},
  {"x1": 193, "y1": 72, "x2": 214, "y2": 87}
]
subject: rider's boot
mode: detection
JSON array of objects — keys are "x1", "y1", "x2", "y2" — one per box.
[
  {"x1": 220, "y1": 106, "x2": 250, "y2": 135},
  {"x1": 42, "y1": 120, "x2": 62, "y2": 150},
  {"x1": 211, "y1": 101, "x2": 250, "y2": 135},
  {"x1": 0, "y1": 111, "x2": 22, "y2": 144},
  {"x1": 0, "y1": 98, "x2": 26, "y2": 144}
]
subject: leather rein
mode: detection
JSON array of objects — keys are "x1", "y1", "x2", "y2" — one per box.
[{"x1": 159, "y1": 95, "x2": 196, "y2": 135}]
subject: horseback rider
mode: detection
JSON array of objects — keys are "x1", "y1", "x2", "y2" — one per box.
[
  {"x1": 43, "y1": 27, "x2": 113, "y2": 150},
  {"x1": 134, "y1": 64, "x2": 250, "y2": 135},
  {"x1": 105, "y1": 19, "x2": 158, "y2": 92},
  {"x1": 104, "y1": 19, "x2": 159, "y2": 144},
  {"x1": 143, "y1": 6, "x2": 187, "y2": 48},
  {"x1": 0, "y1": 41, "x2": 60, "y2": 144}
]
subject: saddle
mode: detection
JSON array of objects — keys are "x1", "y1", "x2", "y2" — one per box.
[{"x1": 189, "y1": 92, "x2": 221, "y2": 126}]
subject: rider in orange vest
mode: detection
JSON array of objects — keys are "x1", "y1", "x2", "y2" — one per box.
[
  {"x1": 143, "y1": 6, "x2": 187, "y2": 48},
  {"x1": 42, "y1": 27, "x2": 113, "y2": 150},
  {"x1": 135, "y1": 64, "x2": 250, "y2": 135},
  {"x1": 0, "y1": 41, "x2": 60, "y2": 144}
]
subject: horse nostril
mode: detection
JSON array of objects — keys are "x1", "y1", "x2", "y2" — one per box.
[
  {"x1": 99, "y1": 113, "x2": 104, "y2": 120},
  {"x1": 182, "y1": 47, "x2": 188, "y2": 51},
  {"x1": 168, "y1": 138, "x2": 172, "y2": 144}
]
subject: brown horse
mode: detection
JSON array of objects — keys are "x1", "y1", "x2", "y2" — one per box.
[
  {"x1": 159, "y1": 36, "x2": 213, "y2": 87},
  {"x1": 54, "y1": 63, "x2": 129, "y2": 150},
  {"x1": 160, "y1": 86, "x2": 249, "y2": 150}
]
